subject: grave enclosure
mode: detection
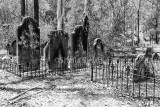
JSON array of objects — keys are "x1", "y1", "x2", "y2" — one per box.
[
  {"x1": 0, "y1": 0, "x2": 160, "y2": 105},
  {"x1": 0, "y1": 0, "x2": 89, "y2": 77}
]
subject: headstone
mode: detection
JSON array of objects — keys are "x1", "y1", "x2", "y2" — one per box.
[
  {"x1": 17, "y1": 17, "x2": 40, "y2": 72},
  {"x1": 44, "y1": 30, "x2": 68, "y2": 71}
]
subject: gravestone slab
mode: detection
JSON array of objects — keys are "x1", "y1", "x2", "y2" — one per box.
[{"x1": 17, "y1": 17, "x2": 40, "y2": 72}]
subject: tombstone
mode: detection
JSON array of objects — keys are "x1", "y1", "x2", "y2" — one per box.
[
  {"x1": 17, "y1": 16, "x2": 40, "y2": 72},
  {"x1": 93, "y1": 38, "x2": 105, "y2": 60},
  {"x1": 133, "y1": 47, "x2": 155, "y2": 82},
  {"x1": 70, "y1": 15, "x2": 89, "y2": 69},
  {"x1": 44, "y1": 30, "x2": 68, "y2": 72}
]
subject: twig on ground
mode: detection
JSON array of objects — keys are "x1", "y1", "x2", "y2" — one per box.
[
  {"x1": 7, "y1": 84, "x2": 57, "y2": 106},
  {"x1": 7, "y1": 90, "x2": 43, "y2": 106},
  {"x1": 8, "y1": 84, "x2": 41, "y2": 101}
]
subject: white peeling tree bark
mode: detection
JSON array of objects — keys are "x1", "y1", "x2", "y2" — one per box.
[
  {"x1": 84, "y1": 0, "x2": 90, "y2": 16},
  {"x1": 57, "y1": 0, "x2": 64, "y2": 30}
]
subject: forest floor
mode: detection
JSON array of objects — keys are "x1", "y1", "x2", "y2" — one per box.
[
  {"x1": 0, "y1": 68, "x2": 159, "y2": 107},
  {"x1": 0, "y1": 49, "x2": 159, "y2": 107}
]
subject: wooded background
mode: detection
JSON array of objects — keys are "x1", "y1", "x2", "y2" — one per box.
[{"x1": 0, "y1": 0, "x2": 160, "y2": 53}]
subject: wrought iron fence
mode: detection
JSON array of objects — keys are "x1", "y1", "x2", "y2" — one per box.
[
  {"x1": 1, "y1": 53, "x2": 160, "y2": 104},
  {"x1": 0, "y1": 55, "x2": 89, "y2": 79},
  {"x1": 91, "y1": 55, "x2": 160, "y2": 104}
]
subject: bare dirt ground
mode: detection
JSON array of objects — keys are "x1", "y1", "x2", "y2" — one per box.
[{"x1": 0, "y1": 68, "x2": 159, "y2": 107}]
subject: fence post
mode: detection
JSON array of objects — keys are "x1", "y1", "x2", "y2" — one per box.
[
  {"x1": 153, "y1": 76, "x2": 155, "y2": 103},
  {"x1": 21, "y1": 0, "x2": 25, "y2": 19},
  {"x1": 111, "y1": 61, "x2": 114, "y2": 86},
  {"x1": 116, "y1": 59, "x2": 119, "y2": 89},
  {"x1": 34, "y1": 0, "x2": 39, "y2": 26},
  {"x1": 91, "y1": 61, "x2": 93, "y2": 81},
  {"x1": 19, "y1": 64, "x2": 21, "y2": 78}
]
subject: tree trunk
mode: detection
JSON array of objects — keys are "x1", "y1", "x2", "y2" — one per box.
[
  {"x1": 132, "y1": 15, "x2": 135, "y2": 47},
  {"x1": 84, "y1": 0, "x2": 90, "y2": 16},
  {"x1": 84, "y1": 0, "x2": 90, "y2": 56},
  {"x1": 155, "y1": 0, "x2": 160, "y2": 44},
  {"x1": 137, "y1": 10, "x2": 140, "y2": 45},
  {"x1": 34, "y1": 0, "x2": 39, "y2": 27},
  {"x1": 21, "y1": 0, "x2": 25, "y2": 18},
  {"x1": 137, "y1": 0, "x2": 142, "y2": 45},
  {"x1": 124, "y1": 1, "x2": 126, "y2": 46},
  {"x1": 57, "y1": 0, "x2": 64, "y2": 30},
  {"x1": 25, "y1": 0, "x2": 28, "y2": 16},
  {"x1": 156, "y1": 15, "x2": 158, "y2": 44}
]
